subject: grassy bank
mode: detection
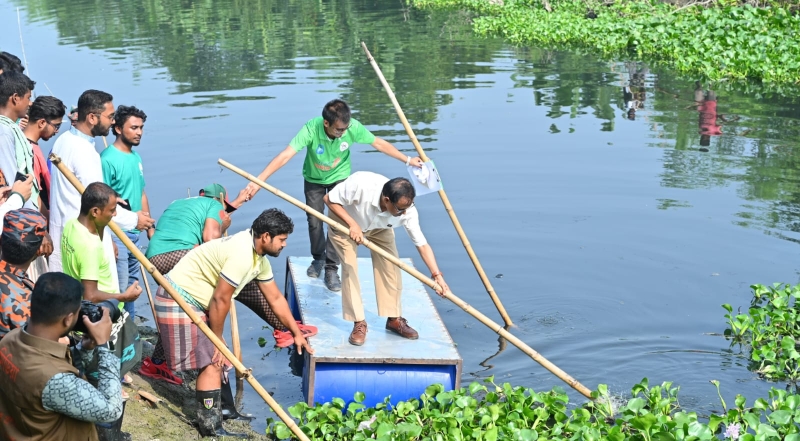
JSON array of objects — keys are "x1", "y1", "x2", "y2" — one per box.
[{"x1": 412, "y1": 0, "x2": 800, "y2": 91}]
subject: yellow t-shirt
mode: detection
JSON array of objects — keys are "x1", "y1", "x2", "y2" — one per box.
[{"x1": 167, "y1": 230, "x2": 274, "y2": 309}]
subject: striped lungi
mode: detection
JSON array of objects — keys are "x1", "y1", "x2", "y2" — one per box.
[{"x1": 154, "y1": 276, "x2": 231, "y2": 372}]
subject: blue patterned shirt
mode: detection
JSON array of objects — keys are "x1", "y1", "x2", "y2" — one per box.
[{"x1": 41, "y1": 342, "x2": 123, "y2": 423}]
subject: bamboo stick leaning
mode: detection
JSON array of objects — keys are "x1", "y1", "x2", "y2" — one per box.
[
  {"x1": 360, "y1": 42, "x2": 513, "y2": 327},
  {"x1": 218, "y1": 158, "x2": 594, "y2": 399},
  {"x1": 140, "y1": 263, "x2": 159, "y2": 329},
  {"x1": 50, "y1": 154, "x2": 311, "y2": 441}
]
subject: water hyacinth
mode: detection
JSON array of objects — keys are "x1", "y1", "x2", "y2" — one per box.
[
  {"x1": 266, "y1": 377, "x2": 800, "y2": 440},
  {"x1": 724, "y1": 423, "x2": 741, "y2": 439}
]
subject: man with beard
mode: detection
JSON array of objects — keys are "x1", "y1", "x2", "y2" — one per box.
[
  {"x1": 101, "y1": 105, "x2": 150, "y2": 318},
  {"x1": 241, "y1": 99, "x2": 423, "y2": 292},
  {"x1": 154, "y1": 208, "x2": 312, "y2": 438},
  {"x1": 23, "y1": 95, "x2": 67, "y2": 219},
  {"x1": 49, "y1": 90, "x2": 154, "y2": 287},
  {"x1": 0, "y1": 272, "x2": 123, "y2": 441}
]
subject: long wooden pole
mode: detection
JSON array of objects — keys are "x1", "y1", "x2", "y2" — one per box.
[
  {"x1": 219, "y1": 158, "x2": 593, "y2": 399},
  {"x1": 360, "y1": 42, "x2": 513, "y2": 327},
  {"x1": 50, "y1": 154, "x2": 311, "y2": 441},
  {"x1": 140, "y1": 263, "x2": 159, "y2": 329}
]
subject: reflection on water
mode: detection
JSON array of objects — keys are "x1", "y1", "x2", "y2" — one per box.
[{"x1": 5, "y1": 0, "x2": 800, "y2": 429}]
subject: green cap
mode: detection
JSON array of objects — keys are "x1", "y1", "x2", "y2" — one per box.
[{"x1": 199, "y1": 183, "x2": 233, "y2": 211}]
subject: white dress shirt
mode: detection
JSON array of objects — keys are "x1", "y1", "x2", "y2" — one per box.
[{"x1": 327, "y1": 171, "x2": 427, "y2": 247}]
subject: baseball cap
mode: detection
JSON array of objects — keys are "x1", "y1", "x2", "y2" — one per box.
[{"x1": 199, "y1": 183, "x2": 236, "y2": 213}]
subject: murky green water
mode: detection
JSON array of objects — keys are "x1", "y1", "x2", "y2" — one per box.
[{"x1": 3, "y1": 0, "x2": 800, "y2": 432}]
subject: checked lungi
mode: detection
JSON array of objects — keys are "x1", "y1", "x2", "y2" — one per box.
[
  {"x1": 154, "y1": 277, "x2": 231, "y2": 372},
  {"x1": 148, "y1": 249, "x2": 286, "y2": 363}
]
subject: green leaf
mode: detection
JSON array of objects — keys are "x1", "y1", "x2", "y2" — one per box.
[
  {"x1": 687, "y1": 421, "x2": 713, "y2": 440},
  {"x1": 518, "y1": 429, "x2": 538, "y2": 441},
  {"x1": 275, "y1": 423, "x2": 292, "y2": 439},
  {"x1": 257, "y1": 337, "x2": 268, "y2": 347},
  {"x1": 767, "y1": 409, "x2": 791, "y2": 425},
  {"x1": 354, "y1": 391, "x2": 365, "y2": 403}
]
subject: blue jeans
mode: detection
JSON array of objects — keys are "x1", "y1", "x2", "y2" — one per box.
[{"x1": 113, "y1": 231, "x2": 142, "y2": 317}]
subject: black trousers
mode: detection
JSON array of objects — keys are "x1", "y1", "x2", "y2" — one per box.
[{"x1": 304, "y1": 179, "x2": 344, "y2": 270}]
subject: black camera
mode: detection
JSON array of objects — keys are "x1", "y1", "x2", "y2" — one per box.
[{"x1": 73, "y1": 299, "x2": 122, "y2": 334}]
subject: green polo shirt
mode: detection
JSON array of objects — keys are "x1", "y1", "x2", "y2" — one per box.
[{"x1": 290, "y1": 117, "x2": 376, "y2": 185}]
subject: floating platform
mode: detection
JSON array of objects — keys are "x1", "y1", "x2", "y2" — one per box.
[{"x1": 285, "y1": 256, "x2": 462, "y2": 408}]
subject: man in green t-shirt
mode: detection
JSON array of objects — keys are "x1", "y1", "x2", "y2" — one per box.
[
  {"x1": 101, "y1": 105, "x2": 151, "y2": 319},
  {"x1": 242, "y1": 99, "x2": 422, "y2": 291},
  {"x1": 61, "y1": 182, "x2": 142, "y2": 308}
]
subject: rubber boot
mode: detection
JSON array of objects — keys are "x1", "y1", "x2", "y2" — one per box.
[
  {"x1": 96, "y1": 401, "x2": 132, "y2": 441},
  {"x1": 195, "y1": 389, "x2": 248, "y2": 438},
  {"x1": 221, "y1": 380, "x2": 255, "y2": 422}
]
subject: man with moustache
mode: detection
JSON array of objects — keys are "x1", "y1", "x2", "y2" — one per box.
[
  {"x1": 49, "y1": 90, "x2": 154, "y2": 286},
  {"x1": 20, "y1": 96, "x2": 66, "y2": 281},
  {"x1": 23, "y1": 96, "x2": 67, "y2": 218},
  {"x1": 102, "y1": 105, "x2": 151, "y2": 317},
  {"x1": 154, "y1": 208, "x2": 312, "y2": 438}
]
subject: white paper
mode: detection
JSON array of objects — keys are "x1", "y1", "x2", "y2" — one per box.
[{"x1": 407, "y1": 160, "x2": 442, "y2": 196}]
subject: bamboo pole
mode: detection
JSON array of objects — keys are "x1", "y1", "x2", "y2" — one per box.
[
  {"x1": 219, "y1": 158, "x2": 593, "y2": 399},
  {"x1": 360, "y1": 42, "x2": 513, "y2": 327},
  {"x1": 140, "y1": 263, "x2": 159, "y2": 329},
  {"x1": 50, "y1": 154, "x2": 311, "y2": 441}
]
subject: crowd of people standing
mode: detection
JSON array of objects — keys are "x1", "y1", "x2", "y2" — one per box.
[{"x1": 0, "y1": 49, "x2": 451, "y2": 440}]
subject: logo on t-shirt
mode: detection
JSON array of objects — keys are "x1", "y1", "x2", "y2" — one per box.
[
  {"x1": 339, "y1": 142, "x2": 350, "y2": 152},
  {"x1": 138, "y1": 162, "x2": 144, "y2": 176},
  {"x1": 316, "y1": 145, "x2": 324, "y2": 155}
]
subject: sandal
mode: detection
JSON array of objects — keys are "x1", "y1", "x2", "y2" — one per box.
[
  {"x1": 272, "y1": 321, "x2": 318, "y2": 348},
  {"x1": 122, "y1": 373, "x2": 133, "y2": 386}
]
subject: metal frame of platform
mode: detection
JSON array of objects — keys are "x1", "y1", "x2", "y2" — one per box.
[{"x1": 285, "y1": 256, "x2": 462, "y2": 407}]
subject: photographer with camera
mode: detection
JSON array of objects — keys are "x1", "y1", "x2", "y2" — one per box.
[
  {"x1": 0, "y1": 272, "x2": 123, "y2": 441},
  {"x1": 0, "y1": 208, "x2": 47, "y2": 338}
]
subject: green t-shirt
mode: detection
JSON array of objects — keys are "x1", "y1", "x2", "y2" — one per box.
[
  {"x1": 61, "y1": 219, "x2": 118, "y2": 295},
  {"x1": 145, "y1": 196, "x2": 224, "y2": 258},
  {"x1": 290, "y1": 117, "x2": 376, "y2": 185},
  {"x1": 101, "y1": 146, "x2": 145, "y2": 232}
]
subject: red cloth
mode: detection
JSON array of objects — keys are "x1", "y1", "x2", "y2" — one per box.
[{"x1": 28, "y1": 142, "x2": 51, "y2": 209}]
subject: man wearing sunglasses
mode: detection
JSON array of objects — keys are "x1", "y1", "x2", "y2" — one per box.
[
  {"x1": 241, "y1": 99, "x2": 423, "y2": 293},
  {"x1": 22, "y1": 95, "x2": 66, "y2": 220},
  {"x1": 323, "y1": 171, "x2": 449, "y2": 346}
]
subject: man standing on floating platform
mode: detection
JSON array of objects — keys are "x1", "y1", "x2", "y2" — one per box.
[
  {"x1": 154, "y1": 208, "x2": 312, "y2": 438},
  {"x1": 241, "y1": 99, "x2": 423, "y2": 292},
  {"x1": 323, "y1": 171, "x2": 449, "y2": 346}
]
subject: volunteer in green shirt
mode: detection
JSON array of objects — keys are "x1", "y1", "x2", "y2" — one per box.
[
  {"x1": 242, "y1": 99, "x2": 423, "y2": 291},
  {"x1": 61, "y1": 182, "x2": 142, "y2": 308}
]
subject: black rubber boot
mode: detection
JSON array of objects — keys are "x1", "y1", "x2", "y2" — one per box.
[
  {"x1": 221, "y1": 380, "x2": 255, "y2": 422},
  {"x1": 96, "y1": 401, "x2": 132, "y2": 441},
  {"x1": 195, "y1": 389, "x2": 248, "y2": 438}
]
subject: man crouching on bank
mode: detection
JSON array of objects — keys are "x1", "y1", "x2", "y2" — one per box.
[{"x1": 154, "y1": 208, "x2": 312, "y2": 438}]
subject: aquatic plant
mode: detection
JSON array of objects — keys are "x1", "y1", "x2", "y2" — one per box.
[
  {"x1": 723, "y1": 283, "x2": 800, "y2": 383},
  {"x1": 266, "y1": 377, "x2": 800, "y2": 440},
  {"x1": 412, "y1": 0, "x2": 800, "y2": 91}
]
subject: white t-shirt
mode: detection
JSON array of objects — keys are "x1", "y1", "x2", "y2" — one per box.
[
  {"x1": 49, "y1": 128, "x2": 138, "y2": 229},
  {"x1": 327, "y1": 171, "x2": 427, "y2": 247}
]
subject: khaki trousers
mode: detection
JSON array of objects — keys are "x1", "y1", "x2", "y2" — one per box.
[{"x1": 329, "y1": 213, "x2": 402, "y2": 322}]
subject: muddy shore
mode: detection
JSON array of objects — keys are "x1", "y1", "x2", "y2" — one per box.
[{"x1": 121, "y1": 325, "x2": 274, "y2": 441}]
